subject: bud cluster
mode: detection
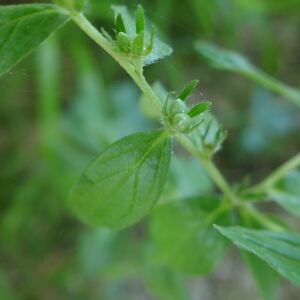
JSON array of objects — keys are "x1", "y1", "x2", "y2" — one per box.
[
  {"x1": 113, "y1": 5, "x2": 155, "y2": 57},
  {"x1": 163, "y1": 80, "x2": 211, "y2": 134}
]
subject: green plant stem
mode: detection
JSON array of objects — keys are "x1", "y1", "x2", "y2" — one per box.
[
  {"x1": 243, "y1": 205, "x2": 284, "y2": 231},
  {"x1": 243, "y1": 68, "x2": 300, "y2": 108},
  {"x1": 71, "y1": 12, "x2": 237, "y2": 204},
  {"x1": 248, "y1": 152, "x2": 300, "y2": 194}
]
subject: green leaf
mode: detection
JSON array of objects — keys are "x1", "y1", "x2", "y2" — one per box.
[
  {"x1": 150, "y1": 197, "x2": 230, "y2": 274},
  {"x1": 237, "y1": 208, "x2": 281, "y2": 300},
  {"x1": 188, "y1": 101, "x2": 211, "y2": 118},
  {"x1": 144, "y1": 265, "x2": 190, "y2": 300},
  {"x1": 111, "y1": 5, "x2": 172, "y2": 66},
  {"x1": 69, "y1": 130, "x2": 171, "y2": 229},
  {"x1": 132, "y1": 32, "x2": 144, "y2": 55},
  {"x1": 178, "y1": 79, "x2": 199, "y2": 101},
  {"x1": 135, "y1": 5, "x2": 145, "y2": 34},
  {"x1": 0, "y1": 4, "x2": 69, "y2": 76},
  {"x1": 115, "y1": 14, "x2": 126, "y2": 33},
  {"x1": 116, "y1": 32, "x2": 130, "y2": 53},
  {"x1": 215, "y1": 226, "x2": 300, "y2": 285},
  {"x1": 194, "y1": 41, "x2": 300, "y2": 108},
  {"x1": 241, "y1": 252, "x2": 280, "y2": 300},
  {"x1": 54, "y1": 0, "x2": 86, "y2": 11},
  {"x1": 269, "y1": 171, "x2": 300, "y2": 217}
]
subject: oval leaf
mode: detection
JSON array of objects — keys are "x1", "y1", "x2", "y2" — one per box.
[
  {"x1": 0, "y1": 4, "x2": 69, "y2": 76},
  {"x1": 69, "y1": 130, "x2": 171, "y2": 229},
  {"x1": 215, "y1": 226, "x2": 300, "y2": 285},
  {"x1": 150, "y1": 197, "x2": 230, "y2": 274}
]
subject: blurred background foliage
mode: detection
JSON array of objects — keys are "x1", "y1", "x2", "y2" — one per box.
[{"x1": 0, "y1": 0, "x2": 300, "y2": 299}]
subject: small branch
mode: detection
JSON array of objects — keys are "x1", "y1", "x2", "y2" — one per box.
[
  {"x1": 71, "y1": 12, "x2": 237, "y2": 205},
  {"x1": 247, "y1": 152, "x2": 300, "y2": 194},
  {"x1": 243, "y1": 205, "x2": 285, "y2": 231}
]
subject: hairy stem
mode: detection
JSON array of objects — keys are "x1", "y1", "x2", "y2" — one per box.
[{"x1": 71, "y1": 12, "x2": 237, "y2": 203}]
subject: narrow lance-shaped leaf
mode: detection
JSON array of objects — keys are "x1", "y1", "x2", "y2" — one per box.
[
  {"x1": 132, "y1": 32, "x2": 144, "y2": 55},
  {"x1": 215, "y1": 225, "x2": 300, "y2": 285},
  {"x1": 115, "y1": 14, "x2": 126, "y2": 34},
  {"x1": 69, "y1": 130, "x2": 171, "y2": 229},
  {"x1": 194, "y1": 41, "x2": 300, "y2": 108},
  {"x1": 0, "y1": 4, "x2": 69, "y2": 76},
  {"x1": 188, "y1": 101, "x2": 211, "y2": 118},
  {"x1": 178, "y1": 79, "x2": 199, "y2": 101},
  {"x1": 135, "y1": 5, "x2": 145, "y2": 34}
]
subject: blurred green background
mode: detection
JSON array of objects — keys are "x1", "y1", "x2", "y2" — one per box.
[{"x1": 1, "y1": 0, "x2": 300, "y2": 299}]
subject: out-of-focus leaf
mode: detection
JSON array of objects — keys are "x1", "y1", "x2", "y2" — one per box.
[
  {"x1": 54, "y1": 0, "x2": 87, "y2": 11},
  {"x1": 163, "y1": 155, "x2": 213, "y2": 202},
  {"x1": 269, "y1": 170, "x2": 300, "y2": 217},
  {"x1": 195, "y1": 41, "x2": 300, "y2": 108},
  {"x1": 150, "y1": 197, "x2": 230, "y2": 274},
  {"x1": 215, "y1": 226, "x2": 300, "y2": 285},
  {"x1": 240, "y1": 89, "x2": 297, "y2": 154},
  {"x1": 234, "y1": 0, "x2": 300, "y2": 14},
  {"x1": 144, "y1": 265, "x2": 190, "y2": 300},
  {"x1": 0, "y1": 4, "x2": 69, "y2": 76},
  {"x1": 0, "y1": 269, "x2": 18, "y2": 300},
  {"x1": 77, "y1": 228, "x2": 117, "y2": 277},
  {"x1": 112, "y1": 5, "x2": 172, "y2": 66},
  {"x1": 69, "y1": 130, "x2": 171, "y2": 229},
  {"x1": 241, "y1": 252, "x2": 280, "y2": 300}
]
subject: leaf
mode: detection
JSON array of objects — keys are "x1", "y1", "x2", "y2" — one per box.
[
  {"x1": 269, "y1": 171, "x2": 300, "y2": 217},
  {"x1": 135, "y1": 5, "x2": 145, "y2": 34},
  {"x1": 54, "y1": 0, "x2": 86, "y2": 11},
  {"x1": 188, "y1": 101, "x2": 211, "y2": 118},
  {"x1": 0, "y1": 4, "x2": 69, "y2": 76},
  {"x1": 237, "y1": 208, "x2": 280, "y2": 300},
  {"x1": 132, "y1": 32, "x2": 144, "y2": 55},
  {"x1": 69, "y1": 130, "x2": 171, "y2": 229},
  {"x1": 178, "y1": 79, "x2": 199, "y2": 101},
  {"x1": 142, "y1": 37, "x2": 172, "y2": 66},
  {"x1": 115, "y1": 14, "x2": 126, "y2": 33},
  {"x1": 111, "y1": 5, "x2": 172, "y2": 66},
  {"x1": 241, "y1": 252, "x2": 280, "y2": 300},
  {"x1": 194, "y1": 41, "x2": 300, "y2": 108},
  {"x1": 144, "y1": 265, "x2": 190, "y2": 300},
  {"x1": 215, "y1": 226, "x2": 300, "y2": 285},
  {"x1": 150, "y1": 197, "x2": 230, "y2": 274}
]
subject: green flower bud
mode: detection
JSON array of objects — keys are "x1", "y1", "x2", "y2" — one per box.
[
  {"x1": 116, "y1": 32, "x2": 131, "y2": 53},
  {"x1": 172, "y1": 113, "x2": 191, "y2": 133},
  {"x1": 169, "y1": 99, "x2": 187, "y2": 116},
  {"x1": 132, "y1": 32, "x2": 144, "y2": 56}
]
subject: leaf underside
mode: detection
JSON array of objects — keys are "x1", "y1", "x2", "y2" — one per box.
[{"x1": 69, "y1": 130, "x2": 171, "y2": 229}]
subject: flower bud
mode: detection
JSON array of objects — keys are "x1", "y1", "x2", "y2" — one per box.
[
  {"x1": 169, "y1": 99, "x2": 187, "y2": 116},
  {"x1": 172, "y1": 113, "x2": 191, "y2": 133}
]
